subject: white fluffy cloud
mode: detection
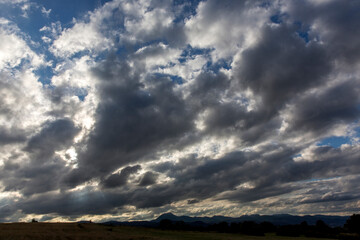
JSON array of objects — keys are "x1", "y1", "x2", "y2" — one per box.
[
  {"x1": 0, "y1": 18, "x2": 48, "y2": 132},
  {"x1": 52, "y1": 22, "x2": 111, "y2": 58},
  {"x1": 0, "y1": 18, "x2": 44, "y2": 69},
  {"x1": 50, "y1": 1, "x2": 116, "y2": 58},
  {"x1": 185, "y1": 0, "x2": 270, "y2": 61}
]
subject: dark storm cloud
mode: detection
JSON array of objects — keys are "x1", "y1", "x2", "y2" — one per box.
[
  {"x1": 288, "y1": 81, "x2": 360, "y2": 134},
  {"x1": 2, "y1": 159, "x2": 69, "y2": 196},
  {"x1": 298, "y1": 175, "x2": 360, "y2": 204},
  {"x1": 202, "y1": 103, "x2": 246, "y2": 131},
  {"x1": 183, "y1": 16, "x2": 336, "y2": 144},
  {"x1": 63, "y1": 57, "x2": 195, "y2": 187},
  {"x1": 286, "y1": 0, "x2": 360, "y2": 65},
  {"x1": 186, "y1": 71, "x2": 256, "y2": 137},
  {"x1": 136, "y1": 151, "x2": 280, "y2": 206},
  {"x1": 187, "y1": 199, "x2": 199, "y2": 204},
  {"x1": 0, "y1": 118, "x2": 80, "y2": 197},
  {"x1": 236, "y1": 24, "x2": 330, "y2": 115},
  {"x1": 300, "y1": 193, "x2": 360, "y2": 204},
  {"x1": 0, "y1": 127, "x2": 26, "y2": 145},
  {"x1": 18, "y1": 151, "x2": 254, "y2": 215},
  {"x1": 189, "y1": 71, "x2": 230, "y2": 106},
  {"x1": 17, "y1": 188, "x2": 126, "y2": 216},
  {"x1": 13, "y1": 143, "x2": 360, "y2": 216},
  {"x1": 222, "y1": 145, "x2": 360, "y2": 203},
  {"x1": 186, "y1": 69, "x2": 282, "y2": 144},
  {"x1": 0, "y1": 204, "x2": 16, "y2": 221},
  {"x1": 132, "y1": 144, "x2": 357, "y2": 206},
  {"x1": 101, "y1": 165, "x2": 141, "y2": 188},
  {"x1": 203, "y1": 103, "x2": 282, "y2": 144},
  {"x1": 24, "y1": 118, "x2": 80, "y2": 163},
  {"x1": 138, "y1": 171, "x2": 158, "y2": 186},
  {"x1": 144, "y1": 143, "x2": 360, "y2": 206},
  {"x1": 223, "y1": 183, "x2": 298, "y2": 203}
]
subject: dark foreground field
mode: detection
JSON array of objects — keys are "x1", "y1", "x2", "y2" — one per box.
[{"x1": 0, "y1": 223, "x2": 339, "y2": 240}]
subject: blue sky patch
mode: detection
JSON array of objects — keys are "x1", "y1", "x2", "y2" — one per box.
[
  {"x1": 270, "y1": 14, "x2": 282, "y2": 24},
  {"x1": 172, "y1": 0, "x2": 203, "y2": 23},
  {"x1": 34, "y1": 65, "x2": 53, "y2": 85},
  {"x1": 294, "y1": 21, "x2": 310, "y2": 43},
  {"x1": 40, "y1": 0, "x2": 112, "y2": 25},
  {"x1": 152, "y1": 73, "x2": 184, "y2": 85},
  {"x1": 178, "y1": 45, "x2": 212, "y2": 63},
  {"x1": 317, "y1": 136, "x2": 350, "y2": 148},
  {"x1": 203, "y1": 58, "x2": 232, "y2": 73}
]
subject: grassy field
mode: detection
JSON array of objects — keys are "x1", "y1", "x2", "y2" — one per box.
[{"x1": 0, "y1": 223, "x2": 338, "y2": 240}]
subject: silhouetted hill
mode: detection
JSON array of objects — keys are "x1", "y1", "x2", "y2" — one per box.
[
  {"x1": 102, "y1": 220, "x2": 157, "y2": 228},
  {"x1": 155, "y1": 213, "x2": 233, "y2": 224},
  {"x1": 152, "y1": 213, "x2": 349, "y2": 227},
  {"x1": 102, "y1": 213, "x2": 349, "y2": 228}
]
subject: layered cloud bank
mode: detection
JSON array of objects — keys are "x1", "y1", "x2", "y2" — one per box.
[{"x1": 0, "y1": 0, "x2": 360, "y2": 222}]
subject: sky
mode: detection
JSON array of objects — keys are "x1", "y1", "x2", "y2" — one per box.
[{"x1": 0, "y1": 0, "x2": 360, "y2": 222}]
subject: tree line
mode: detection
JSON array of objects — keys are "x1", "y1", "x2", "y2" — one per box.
[{"x1": 159, "y1": 214, "x2": 360, "y2": 239}]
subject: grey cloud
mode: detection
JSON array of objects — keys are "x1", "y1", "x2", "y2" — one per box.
[
  {"x1": 24, "y1": 118, "x2": 80, "y2": 163},
  {"x1": 102, "y1": 165, "x2": 141, "y2": 189},
  {"x1": 222, "y1": 183, "x2": 298, "y2": 203},
  {"x1": 138, "y1": 171, "x2": 158, "y2": 186},
  {"x1": 0, "y1": 204, "x2": 16, "y2": 222},
  {"x1": 236, "y1": 24, "x2": 331, "y2": 114},
  {"x1": 202, "y1": 103, "x2": 282, "y2": 145},
  {"x1": 186, "y1": 70, "x2": 282, "y2": 144},
  {"x1": 109, "y1": 149, "x2": 295, "y2": 207},
  {"x1": 287, "y1": 81, "x2": 360, "y2": 134},
  {"x1": 184, "y1": 15, "x2": 336, "y2": 145},
  {"x1": 287, "y1": 0, "x2": 360, "y2": 65},
  {"x1": 2, "y1": 159, "x2": 69, "y2": 196},
  {"x1": 120, "y1": 1, "x2": 188, "y2": 48},
  {"x1": 189, "y1": 71, "x2": 230, "y2": 108},
  {"x1": 45, "y1": 85, "x2": 88, "y2": 105},
  {"x1": 63, "y1": 57, "x2": 195, "y2": 187},
  {"x1": 13, "y1": 144, "x2": 360, "y2": 216},
  {"x1": 151, "y1": 161, "x2": 175, "y2": 173},
  {"x1": 133, "y1": 43, "x2": 172, "y2": 60},
  {"x1": 300, "y1": 193, "x2": 360, "y2": 204},
  {"x1": 187, "y1": 199, "x2": 199, "y2": 204},
  {"x1": 203, "y1": 103, "x2": 246, "y2": 131},
  {"x1": 224, "y1": 145, "x2": 360, "y2": 203},
  {"x1": 144, "y1": 144, "x2": 360, "y2": 206},
  {"x1": 0, "y1": 127, "x2": 26, "y2": 145},
  {"x1": 61, "y1": 168, "x2": 92, "y2": 189},
  {"x1": 163, "y1": 23, "x2": 188, "y2": 47},
  {"x1": 0, "y1": 118, "x2": 80, "y2": 197},
  {"x1": 18, "y1": 189, "x2": 125, "y2": 216},
  {"x1": 125, "y1": 151, "x2": 270, "y2": 207}
]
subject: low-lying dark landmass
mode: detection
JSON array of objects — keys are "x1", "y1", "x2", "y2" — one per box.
[
  {"x1": 0, "y1": 222, "x2": 344, "y2": 240},
  {"x1": 0, "y1": 214, "x2": 358, "y2": 240},
  {"x1": 100, "y1": 213, "x2": 360, "y2": 239},
  {"x1": 107, "y1": 212, "x2": 350, "y2": 227}
]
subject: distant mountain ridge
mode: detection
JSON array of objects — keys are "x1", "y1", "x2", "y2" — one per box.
[
  {"x1": 102, "y1": 212, "x2": 349, "y2": 227},
  {"x1": 154, "y1": 213, "x2": 348, "y2": 227}
]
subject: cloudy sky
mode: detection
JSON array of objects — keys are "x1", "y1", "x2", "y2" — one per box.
[{"x1": 0, "y1": 0, "x2": 360, "y2": 222}]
